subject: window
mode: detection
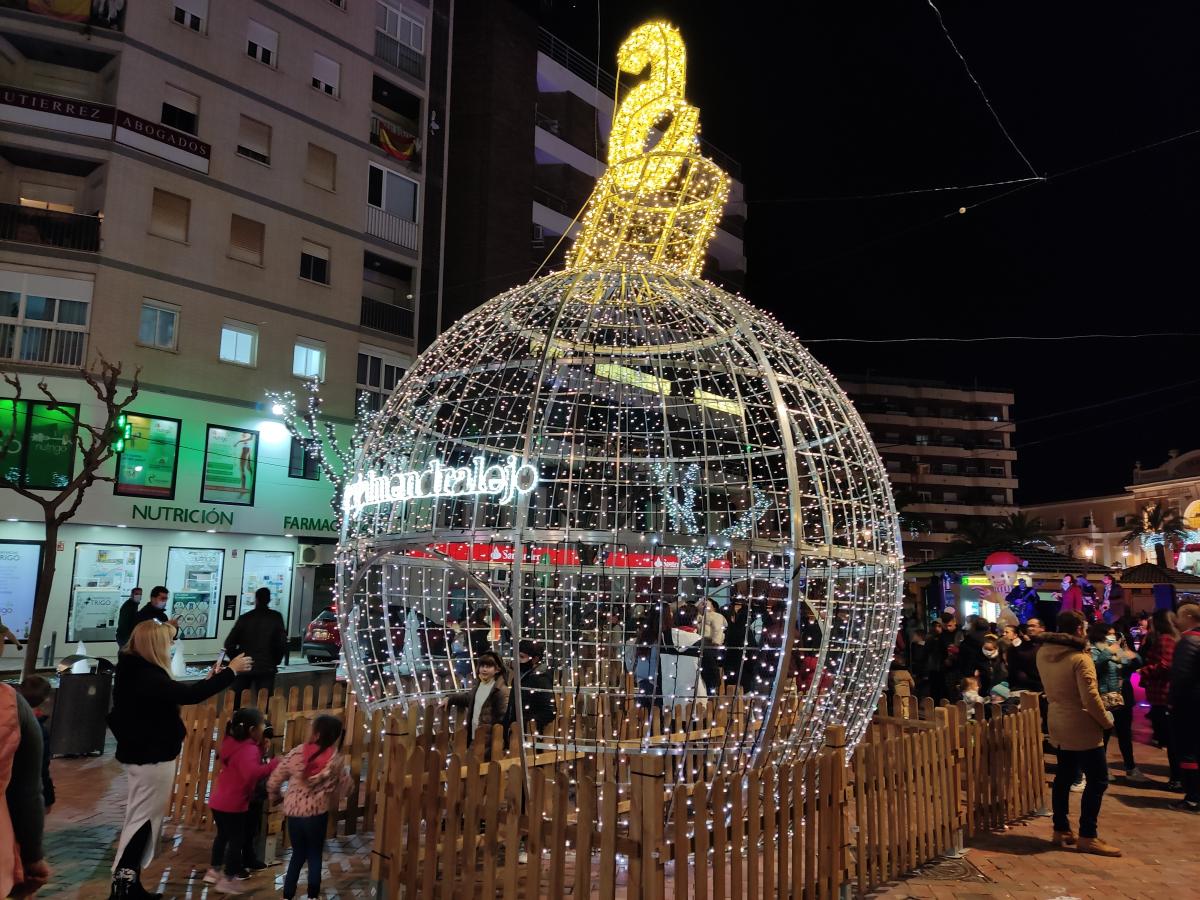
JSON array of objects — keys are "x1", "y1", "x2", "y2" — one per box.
[
  {"x1": 1058, "y1": 518, "x2": 1067, "y2": 529},
  {"x1": 917, "y1": 490, "x2": 932, "y2": 503},
  {"x1": 1082, "y1": 516, "x2": 1092, "y2": 528},
  {"x1": 161, "y1": 85, "x2": 199, "y2": 135},
  {"x1": 919, "y1": 549, "x2": 935, "y2": 562},
  {"x1": 991, "y1": 494, "x2": 1006, "y2": 504},
  {"x1": 219, "y1": 321, "x2": 257, "y2": 366},
  {"x1": 311, "y1": 52, "x2": 340, "y2": 96},
  {"x1": 305, "y1": 143, "x2": 336, "y2": 191},
  {"x1": 236, "y1": 115, "x2": 271, "y2": 165},
  {"x1": 368, "y1": 164, "x2": 418, "y2": 221},
  {"x1": 172, "y1": 0, "x2": 207, "y2": 32},
  {"x1": 288, "y1": 437, "x2": 320, "y2": 480},
  {"x1": 149, "y1": 189, "x2": 190, "y2": 242},
  {"x1": 356, "y1": 347, "x2": 407, "y2": 411},
  {"x1": 914, "y1": 434, "x2": 929, "y2": 446},
  {"x1": 1115, "y1": 515, "x2": 1128, "y2": 528},
  {"x1": 941, "y1": 463, "x2": 958, "y2": 475},
  {"x1": 228, "y1": 215, "x2": 264, "y2": 265},
  {"x1": 988, "y1": 465, "x2": 1005, "y2": 477},
  {"x1": 883, "y1": 432, "x2": 900, "y2": 443},
  {"x1": 376, "y1": 1, "x2": 425, "y2": 52},
  {"x1": 299, "y1": 240, "x2": 330, "y2": 284},
  {"x1": 138, "y1": 301, "x2": 178, "y2": 350},
  {"x1": 942, "y1": 491, "x2": 958, "y2": 503},
  {"x1": 944, "y1": 519, "x2": 959, "y2": 531},
  {"x1": 246, "y1": 19, "x2": 278, "y2": 66},
  {"x1": 939, "y1": 434, "x2": 956, "y2": 445},
  {"x1": 115, "y1": 414, "x2": 182, "y2": 499},
  {"x1": 0, "y1": 273, "x2": 91, "y2": 368},
  {"x1": 293, "y1": 339, "x2": 325, "y2": 380},
  {"x1": 885, "y1": 459, "x2": 900, "y2": 471},
  {"x1": 19, "y1": 183, "x2": 75, "y2": 213}
]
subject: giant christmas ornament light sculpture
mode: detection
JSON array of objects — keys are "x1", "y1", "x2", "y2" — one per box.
[{"x1": 338, "y1": 21, "x2": 903, "y2": 772}]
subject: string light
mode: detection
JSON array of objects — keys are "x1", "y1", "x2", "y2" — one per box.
[{"x1": 336, "y1": 20, "x2": 902, "y2": 787}]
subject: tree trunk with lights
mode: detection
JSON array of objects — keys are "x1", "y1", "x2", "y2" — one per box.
[{"x1": 2, "y1": 359, "x2": 139, "y2": 679}]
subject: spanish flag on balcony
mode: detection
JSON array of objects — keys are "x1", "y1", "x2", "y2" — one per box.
[{"x1": 378, "y1": 122, "x2": 417, "y2": 162}]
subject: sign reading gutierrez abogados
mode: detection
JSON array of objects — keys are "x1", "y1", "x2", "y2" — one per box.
[
  {"x1": 0, "y1": 86, "x2": 114, "y2": 138},
  {"x1": 344, "y1": 455, "x2": 539, "y2": 518},
  {"x1": 114, "y1": 109, "x2": 211, "y2": 173}
]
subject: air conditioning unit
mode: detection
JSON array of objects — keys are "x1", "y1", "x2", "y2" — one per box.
[{"x1": 298, "y1": 543, "x2": 336, "y2": 566}]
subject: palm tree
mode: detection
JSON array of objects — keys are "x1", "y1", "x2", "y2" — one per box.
[
  {"x1": 948, "y1": 518, "x2": 1002, "y2": 551},
  {"x1": 1123, "y1": 501, "x2": 1191, "y2": 568},
  {"x1": 997, "y1": 512, "x2": 1053, "y2": 548}
]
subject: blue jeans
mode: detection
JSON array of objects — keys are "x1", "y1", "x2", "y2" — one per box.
[
  {"x1": 282, "y1": 814, "x2": 328, "y2": 899},
  {"x1": 1052, "y1": 746, "x2": 1109, "y2": 838}
]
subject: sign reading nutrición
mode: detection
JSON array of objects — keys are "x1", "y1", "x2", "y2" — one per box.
[
  {"x1": 343, "y1": 455, "x2": 538, "y2": 518},
  {"x1": 131, "y1": 504, "x2": 234, "y2": 527}
]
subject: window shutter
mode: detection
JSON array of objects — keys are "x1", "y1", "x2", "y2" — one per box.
[
  {"x1": 247, "y1": 19, "x2": 278, "y2": 59},
  {"x1": 312, "y1": 52, "x2": 340, "y2": 94},
  {"x1": 163, "y1": 84, "x2": 199, "y2": 115},
  {"x1": 229, "y1": 215, "x2": 265, "y2": 265},
  {"x1": 237, "y1": 115, "x2": 271, "y2": 163},
  {"x1": 305, "y1": 144, "x2": 336, "y2": 190},
  {"x1": 175, "y1": 0, "x2": 208, "y2": 16},
  {"x1": 150, "y1": 189, "x2": 190, "y2": 242},
  {"x1": 301, "y1": 240, "x2": 329, "y2": 261}
]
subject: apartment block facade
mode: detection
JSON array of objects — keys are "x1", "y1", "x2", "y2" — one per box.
[
  {"x1": 839, "y1": 376, "x2": 1018, "y2": 564},
  {"x1": 439, "y1": 0, "x2": 747, "y2": 329},
  {"x1": 0, "y1": 0, "x2": 449, "y2": 658}
]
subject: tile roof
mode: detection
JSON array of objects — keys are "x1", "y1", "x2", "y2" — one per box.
[
  {"x1": 1115, "y1": 562, "x2": 1200, "y2": 587},
  {"x1": 904, "y1": 544, "x2": 1114, "y2": 576}
]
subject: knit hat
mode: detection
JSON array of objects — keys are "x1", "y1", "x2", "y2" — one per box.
[{"x1": 989, "y1": 682, "x2": 1011, "y2": 700}]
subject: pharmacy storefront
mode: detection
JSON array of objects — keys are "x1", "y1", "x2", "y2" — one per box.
[{"x1": 0, "y1": 375, "x2": 341, "y2": 661}]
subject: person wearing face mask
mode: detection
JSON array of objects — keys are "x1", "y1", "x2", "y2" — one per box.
[
  {"x1": 115, "y1": 588, "x2": 143, "y2": 649},
  {"x1": 979, "y1": 635, "x2": 1008, "y2": 695},
  {"x1": 133, "y1": 586, "x2": 180, "y2": 630},
  {"x1": 506, "y1": 640, "x2": 556, "y2": 734},
  {"x1": 1006, "y1": 621, "x2": 1041, "y2": 692},
  {"x1": 1052, "y1": 575, "x2": 1084, "y2": 627}
]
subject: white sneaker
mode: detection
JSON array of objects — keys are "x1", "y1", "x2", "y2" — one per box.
[
  {"x1": 1125, "y1": 768, "x2": 1152, "y2": 783},
  {"x1": 203, "y1": 867, "x2": 220, "y2": 884},
  {"x1": 1071, "y1": 777, "x2": 1087, "y2": 793},
  {"x1": 214, "y1": 876, "x2": 246, "y2": 894}
]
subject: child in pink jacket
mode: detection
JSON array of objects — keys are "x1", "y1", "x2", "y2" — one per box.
[
  {"x1": 267, "y1": 714, "x2": 352, "y2": 900},
  {"x1": 205, "y1": 707, "x2": 279, "y2": 893}
]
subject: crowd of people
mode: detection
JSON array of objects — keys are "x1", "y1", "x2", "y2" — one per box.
[{"x1": 893, "y1": 588, "x2": 1200, "y2": 857}]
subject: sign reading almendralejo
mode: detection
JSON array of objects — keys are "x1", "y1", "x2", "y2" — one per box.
[{"x1": 343, "y1": 455, "x2": 538, "y2": 518}]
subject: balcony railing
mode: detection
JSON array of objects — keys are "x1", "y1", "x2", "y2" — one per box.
[
  {"x1": 375, "y1": 31, "x2": 425, "y2": 81},
  {"x1": 0, "y1": 203, "x2": 100, "y2": 252},
  {"x1": 0, "y1": 323, "x2": 88, "y2": 368},
  {"x1": 366, "y1": 205, "x2": 419, "y2": 252},
  {"x1": 531, "y1": 185, "x2": 571, "y2": 215},
  {"x1": 360, "y1": 296, "x2": 414, "y2": 339},
  {"x1": 369, "y1": 114, "x2": 421, "y2": 171}
]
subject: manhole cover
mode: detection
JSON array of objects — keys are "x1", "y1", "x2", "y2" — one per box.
[{"x1": 908, "y1": 857, "x2": 993, "y2": 883}]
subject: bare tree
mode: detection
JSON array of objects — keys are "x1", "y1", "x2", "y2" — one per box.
[
  {"x1": 265, "y1": 379, "x2": 375, "y2": 534},
  {"x1": 2, "y1": 357, "x2": 139, "y2": 679}
]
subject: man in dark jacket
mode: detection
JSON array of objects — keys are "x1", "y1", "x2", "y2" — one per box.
[
  {"x1": 224, "y1": 588, "x2": 287, "y2": 707},
  {"x1": 507, "y1": 639, "x2": 557, "y2": 733},
  {"x1": 1169, "y1": 603, "x2": 1200, "y2": 812},
  {"x1": 1007, "y1": 619, "x2": 1044, "y2": 692},
  {"x1": 114, "y1": 587, "x2": 143, "y2": 648},
  {"x1": 134, "y1": 585, "x2": 174, "y2": 627}
]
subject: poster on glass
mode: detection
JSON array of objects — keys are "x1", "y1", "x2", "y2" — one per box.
[
  {"x1": 67, "y1": 544, "x2": 142, "y2": 642},
  {"x1": 114, "y1": 413, "x2": 181, "y2": 499},
  {"x1": 240, "y1": 550, "x2": 294, "y2": 622},
  {"x1": 201, "y1": 425, "x2": 258, "y2": 505},
  {"x1": 166, "y1": 546, "x2": 225, "y2": 639},
  {"x1": 0, "y1": 542, "x2": 42, "y2": 640},
  {"x1": 0, "y1": 399, "x2": 78, "y2": 489}
]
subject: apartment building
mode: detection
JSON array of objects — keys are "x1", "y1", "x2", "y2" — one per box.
[
  {"x1": 439, "y1": 0, "x2": 747, "y2": 328},
  {"x1": 1025, "y1": 448, "x2": 1200, "y2": 572},
  {"x1": 0, "y1": 0, "x2": 449, "y2": 659},
  {"x1": 839, "y1": 376, "x2": 1018, "y2": 564}
]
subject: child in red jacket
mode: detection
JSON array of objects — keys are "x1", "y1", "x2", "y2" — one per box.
[{"x1": 204, "y1": 707, "x2": 279, "y2": 893}]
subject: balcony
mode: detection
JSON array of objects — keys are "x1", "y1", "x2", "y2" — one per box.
[
  {"x1": 370, "y1": 114, "x2": 421, "y2": 171},
  {"x1": 366, "y1": 205, "x2": 418, "y2": 252},
  {"x1": 375, "y1": 31, "x2": 425, "y2": 81},
  {"x1": 360, "y1": 296, "x2": 414, "y2": 339},
  {"x1": 0, "y1": 203, "x2": 100, "y2": 252}
]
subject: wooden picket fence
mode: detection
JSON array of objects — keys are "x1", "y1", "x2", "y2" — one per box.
[{"x1": 167, "y1": 682, "x2": 1047, "y2": 899}]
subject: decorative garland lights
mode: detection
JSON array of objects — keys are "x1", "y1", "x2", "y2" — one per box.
[{"x1": 337, "y1": 21, "x2": 903, "y2": 780}]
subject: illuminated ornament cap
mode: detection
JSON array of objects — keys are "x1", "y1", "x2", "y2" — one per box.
[{"x1": 567, "y1": 21, "x2": 731, "y2": 278}]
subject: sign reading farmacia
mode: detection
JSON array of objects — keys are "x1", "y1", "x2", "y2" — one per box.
[{"x1": 343, "y1": 455, "x2": 539, "y2": 517}]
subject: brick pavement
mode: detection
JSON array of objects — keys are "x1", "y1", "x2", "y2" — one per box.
[{"x1": 33, "y1": 706, "x2": 1195, "y2": 899}]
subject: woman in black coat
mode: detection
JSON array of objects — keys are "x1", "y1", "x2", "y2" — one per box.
[{"x1": 106, "y1": 620, "x2": 252, "y2": 899}]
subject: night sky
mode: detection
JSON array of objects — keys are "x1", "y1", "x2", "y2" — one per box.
[{"x1": 535, "y1": 1, "x2": 1200, "y2": 505}]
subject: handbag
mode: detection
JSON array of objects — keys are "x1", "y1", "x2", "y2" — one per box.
[{"x1": 1101, "y1": 690, "x2": 1124, "y2": 710}]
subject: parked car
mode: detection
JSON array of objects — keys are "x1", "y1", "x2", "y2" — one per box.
[{"x1": 302, "y1": 604, "x2": 451, "y2": 670}]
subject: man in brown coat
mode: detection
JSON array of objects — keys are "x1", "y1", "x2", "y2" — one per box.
[{"x1": 1036, "y1": 610, "x2": 1121, "y2": 855}]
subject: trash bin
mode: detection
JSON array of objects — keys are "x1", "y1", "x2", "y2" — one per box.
[{"x1": 49, "y1": 663, "x2": 113, "y2": 757}]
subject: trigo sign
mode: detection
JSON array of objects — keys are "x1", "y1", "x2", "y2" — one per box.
[{"x1": 343, "y1": 455, "x2": 538, "y2": 519}]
